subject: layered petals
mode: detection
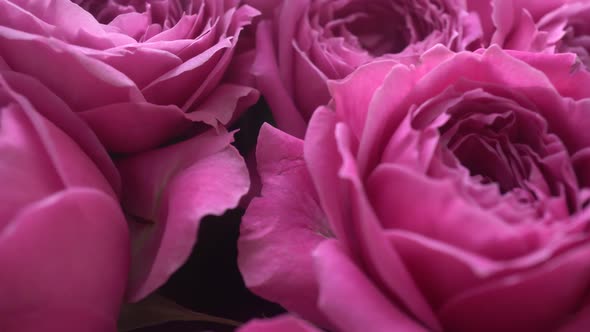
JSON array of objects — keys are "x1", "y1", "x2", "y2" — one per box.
[
  {"x1": 239, "y1": 124, "x2": 328, "y2": 325},
  {"x1": 0, "y1": 73, "x2": 129, "y2": 331},
  {"x1": 0, "y1": 0, "x2": 260, "y2": 153},
  {"x1": 118, "y1": 129, "x2": 250, "y2": 301},
  {"x1": 240, "y1": 45, "x2": 590, "y2": 332},
  {"x1": 248, "y1": 0, "x2": 484, "y2": 137}
]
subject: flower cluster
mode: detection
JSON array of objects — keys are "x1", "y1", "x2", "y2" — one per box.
[{"x1": 3, "y1": 0, "x2": 590, "y2": 331}]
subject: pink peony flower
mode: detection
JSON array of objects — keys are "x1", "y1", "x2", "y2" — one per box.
[
  {"x1": 469, "y1": 0, "x2": 590, "y2": 67},
  {"x1": 0, "y1": 71, "x2": 129, "y2": 331},
  {"x1": 0, "y1": 0, "x2": 254, "y2": 302},
  {"x1": 239, "y1": 46, "x2": 590, "y2": 332},
  {"x1": 248, "y1": 0, "x2": 483, "y2": 137}
]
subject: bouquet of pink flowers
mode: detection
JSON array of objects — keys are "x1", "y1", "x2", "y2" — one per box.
[{"x1": 2, "y1": 1, "x2": 590, "y2": 331}]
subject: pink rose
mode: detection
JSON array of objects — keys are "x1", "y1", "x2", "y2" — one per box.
[
  {"x1": 0, "y1": 0, "x2": 254, "y2": 302},
  {"x1": 249, "y1": 0, "x2": 483, "y2": 137},
  {"x1": 0, "y1": 72, "x2": 129, "y2": 331},
  {"x1": 239, "y1": 46, "x2": 590, "y2": 331},
  {"x1": 0, "y1": 0, "x2": 259, "y2": 153},
  {"x1": 470, "y1": 0, "x2": 590, "y2": 67}
]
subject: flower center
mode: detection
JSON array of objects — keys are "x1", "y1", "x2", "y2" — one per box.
[
  {"x1": 420, "y1": 90, "x2": 581, "y2": 215},
  {"x1": 315, "y1": 0, "x2": 444, "y2": 56},
  {"x1": 559, "y1": 13, "x2": 590, "y2": 67},
  {"x1": 73, "y1": 0, "x2": 192, "y2": 26}
]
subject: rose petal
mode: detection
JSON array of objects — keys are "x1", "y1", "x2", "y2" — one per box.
[
  {"x1": 439, "y1": 243, "x2": 590, "y2": 332},
  {"x1": 313, "y1": 240, "x2": 429, "y2": 332},
  {"x1": 79, "y1": 102, "x2": 191, "y2": 154},
  {"x1": 239, "y1": 124, "x2": 329, "y2": 326},
  {"x1": 0, "y1": 189, "x2": 129, "y2": 332},
  {"x1": 119, "y1": 130, "x2": 249, "y2": 301}
]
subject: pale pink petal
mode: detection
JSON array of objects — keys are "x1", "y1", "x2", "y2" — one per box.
[
  {"x1": 304, "y1": 107, "x2": 355, "y2": 252},
  {"x1": 92, "y1": 45, "x2": 182, "y2": 89},
  {"x1": 332, "y1": 124, "x2": 441, "y2": 331},
  {"x1": 558, "y1": 297, "x2": 590, "y2": 332},
  {"x1": 0, "y1": 71, "x2": 121, "y2": 194},
  {"x1": 0, "y1": 29, "x2": 144, "y2": 110},
  {"x1": 367, "y1": 164, "x2": 544, "y2": 260},
  {"x1": 186, "y1": 84, "x2": 260, "y2": 127},
  {"x1": 141, "y1": 38, "x2": 232, "y2": 107},
  {"x1": 252, "y1": 20, "x2": 306, "y2": 137},
  {"x1": 327, "y1": 59, "x2": 399, "y2": 141}
]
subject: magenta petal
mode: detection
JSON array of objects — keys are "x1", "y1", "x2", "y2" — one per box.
[
  {"x1": 239, "y1": 124, "x2": 329, "y2": 325},
  {"x1": 187, "y1": 84, "x2": 260, "y2": 127},
  {"x1": 119, "y1": 130, "x2": 250, "y2": 301},
  {"x1": 313, "y1": 240, "x2": 429, "y2": 332},
  {"x1": 327, "y1": 60, "x2": 399, "y2": 141},
  {"x1": 333, "y1": 124, "x2": 441, "y2": 331},
  {"x1": 367, "y1": 164, "x2": 541, "y2": 260},
  {"x1": 439, "y1": 244, "x2": 590, "y2": 332},
  {"x1": 292, "y1": 43, "x2": 331, "y2": 121},
  {"x1": 558, "y1": 297, "x2": 590, "y2": 332},
  {"x1": 94, "y1": 45, "x2": 182, "y2": 89},
  {"x1": 79, "y1": 102, "x2": 191, "y2": 153},
  {"x1": 0, "y1": 189, "x2": 129, "y2": 332},
  {"x1": 242, "y1": 0, "x2": 282, "y2": 18},
  {"x1": 0, "y1": 71, "x2": 121, "y2": 195},
  {"x1": 304, "y1": 107, "x2": 355, "y2": 252},
  {"x1": 238, "y1": 315, "x2": 322, "y2": 332},
  {"x1": 252, "y1": 20, "x2": 306, "y2": 137},
  {"x1": 0, "y1": 30, "x2": 143, "y2": 110},
  {"x1": 141, "y1": 38, "x2": 232, "y2": 107}
]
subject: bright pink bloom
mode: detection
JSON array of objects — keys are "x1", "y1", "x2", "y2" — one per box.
[
  {"x1": 0, "y1": 72, "x2": 129, "y2": 331},
  {"x1": 240, "y1": 46, "x2": 590, "y2": 331},
  {"x1": 0, "y1": 0, "x2": 254, "y2": 301},
  {"x1": 248, "y1": 0, "x2": 483, "y2": 137},
  {"x1": 469, "y1": 0, "x2": 590, "y2": 67}
]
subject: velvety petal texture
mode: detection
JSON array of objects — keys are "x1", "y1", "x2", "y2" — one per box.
[
  {"x1": 240, "y1": 45, "x2": 590, "y2": 331},
  {"x1": 0, "y1": 73, "x2": 129, "y2": 331},
  {"x1": 0, "y1": 0, "x2": 260, "y2": 153},
  {"x1": 248, "y1": 0, "x2": 484, "y2": 137},
  {"x1": 471, "y1": 0, "x2": 590, "y2": 68},
  {"x1": 1, "y1": 0, "x2": 255, "y2": 304},
  {"x1": 238, "y1": 124, "x2": 330, "y2": 326},
  {"x1": 120, "y1": 129, "x2": 250, "y2": 301}
]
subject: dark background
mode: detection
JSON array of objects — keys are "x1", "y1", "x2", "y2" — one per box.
[{"x1": 131, "y1": 100, "x2": 285, "y2": 331}]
